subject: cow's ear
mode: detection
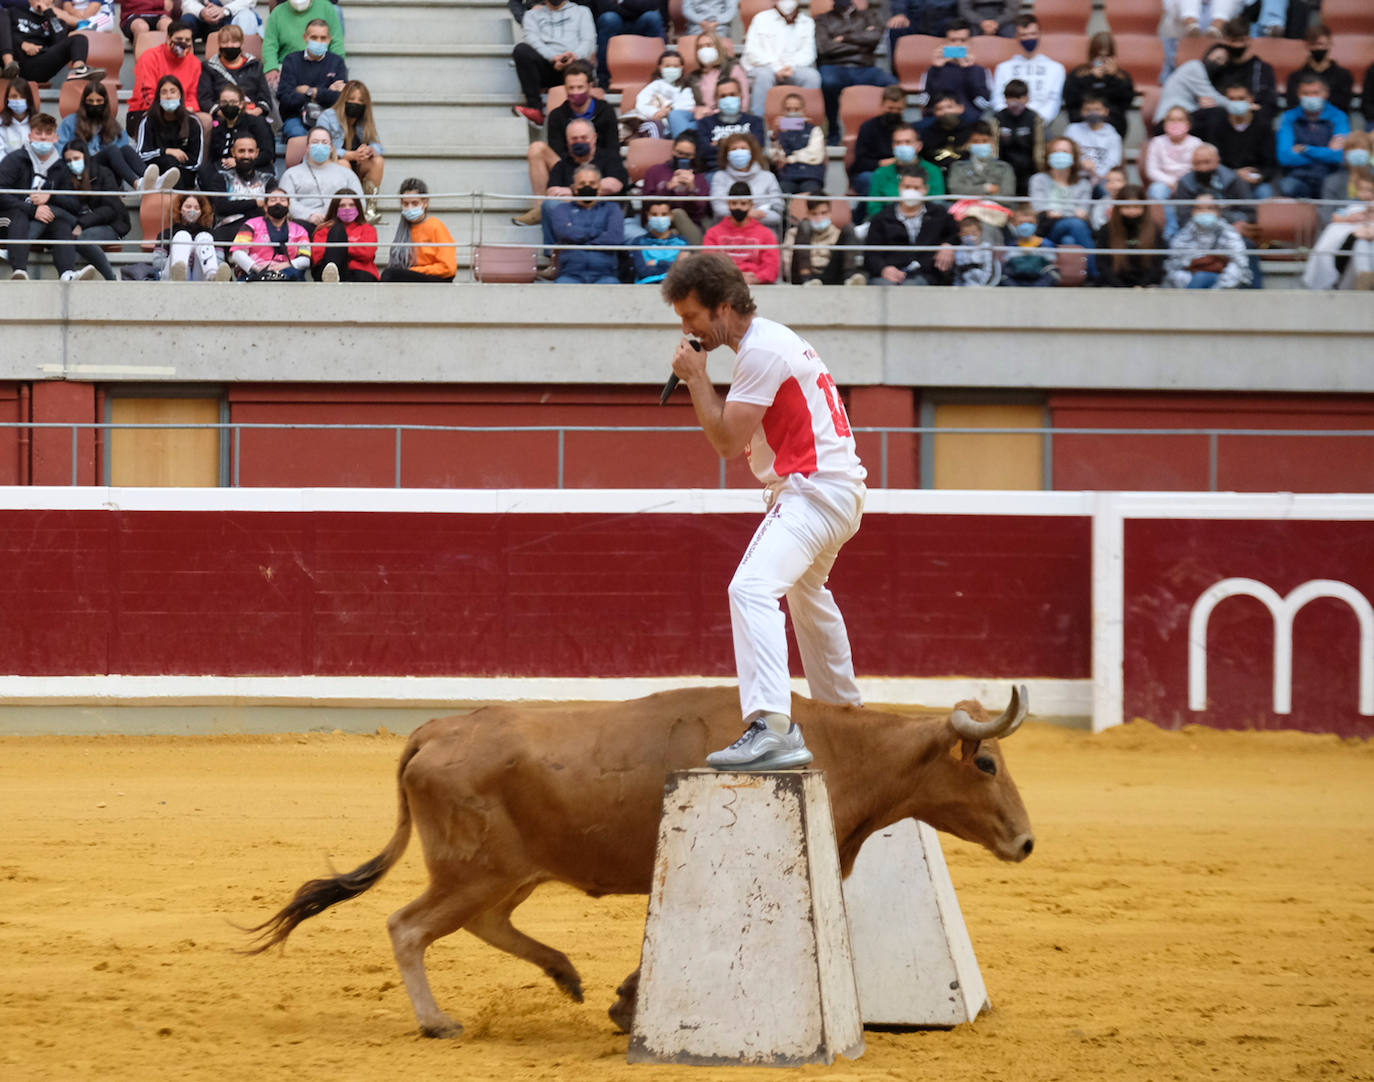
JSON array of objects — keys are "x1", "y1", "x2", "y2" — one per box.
[{"x1": 960, "y1": 738, "x2": 981, "y2": 762}]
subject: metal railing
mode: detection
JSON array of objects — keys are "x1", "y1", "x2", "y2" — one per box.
[{"x1": 5, "y1": 421, "x2": 1373, "y2": 491}]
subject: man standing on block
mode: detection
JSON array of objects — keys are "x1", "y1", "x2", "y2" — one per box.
[{"x1": 661, "y1": 253, "x2": 866, "y2": 771}]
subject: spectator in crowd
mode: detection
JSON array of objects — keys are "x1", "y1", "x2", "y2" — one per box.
[
  {"x1": 866, "y1": 123, "x2": 943, "y2": 217},
  {"x1": 1063, "y1": 93, "x2": 1122, "y2": 192},
  {"x1": 741, "y1": 0, "x2": 820, "y2": 105},
  {"x1": 311, "y1": 190, "x2": 378, "y2": 281},
  {"x1": 947, "y1": 120, "x2": 1012, "y2": 197},
  {"x1": 916, "y1": 92, "x2": 973, "y2": 178},
  {"x1": 768, "y1": 90, "x2": 825, "y2": 195},
  {"x1": 58, "y1": 136, "x2": 122, "y2": 280},
  {"x1": 687, "y1": 29, "x2": 750, "y2": 121},
  {"x1": 281, "y1": 125, "x2": 357, "y2": 225},
  {"x1": 160, "y1": 191, "x2": 230, "y2": 280},
  {"x1": 1090, "y1": 163, "x2": 1127, "y2": 229},
  {"x1": 1216, "y1": 17, "x2": 1277, "y2": 118},
  {"x1": 1063, "y1": 32, "x2": 1133, "y2": 136},
  {"x1": 642, "y1": 131, "x2": 710, "y2": 243},
  {"x1": 518, "y1": 63, "x2": 616, "y2": 227},
  {"x1": 815, "y1": 0, "x2": 894, "y2": 144},
  {"x1": 958, "y1": 0, "x2": 1014, "y2": 38},
  {"x1": 1318, "y1": 130, "x2": 1372, "y2": 227},
  {"x1": 57, "y1": 79, "x2": 143, "y2": 189},
  {"x1": 1191, "y1": 81, "x2": 1276, "y2": 201},
  {"x1": 276, "y1": 19, "x2": 347, "y2": 140},
  {"x1": 623, "y1": 51, "x2": 695, "y2": 140},
  {"x1": 864, "y1": 169, "x2": 956, "y2": 285},
  {"x1": 381, "y1": 178, "x2": 456, "y2": 282},
  {"x1": 990, "y1": 15, "x2": 1065, "y2": 124},
  {"x1": 135, "y1": 76, "x2": 204, "y2": 189},
  {"x1": 547, "y1": 163, "x2": 624, "y2": 284},
  {"x1": 128, "y1": 23, "x2": 201, "y2": 137},
  {"x1": 1165, "y1": 191, "x2": 1250, "y2": 289},
  {"x1": 230, "y1": 183, "x2": 311, "y2": 280},
  {"x1": 263, "y1": 0, "x2": 344, "y2": 92},
  {"x1": 179, "y1": 0, "x2": 259, "y2": 41},
  {"x1": 0, "y1": 112, "x2": 82, "y2": 280},
  {"x1": 1276, "y1": 74, "x2": 1350, "y2": 199},
  {"x1": 118, "y1": 0, "x2": 172, "y2": 41},
  {"x1": 952, "y1": 214, "x2": 998, "y2": 285},
  {"x1": 783, "y1": 194, "x2": 863, "y2": 285},
  {"x1": 0, "y1": 0, "x2": 104, "y2": 85},
  {"x1": 1160, "y1": 0, "x2": 1243, "y2": 49},
  {"x1": 1252, "y1": 0, "x2": 1310, "y2": 39},
  {"x1": 320, "y1": 79, "x2": 385, "y2": 221},
  {"x1": 510, "y1": 0, "x2": 595, "y2": 126},
  {"x1": 632, "y1": 199, "x2": 690, "y2": 283},
  {"x1": 1303, "y1": 172, "x2": 1374, "y2": 291},
  {"x1": 849, "y1": 84, "x2": 906, "y2": 215},
  {"x1": 1030, "y1": 135, "x2": 1095, "y2": 250},
  {"x1": 1095, "y1": 183, "x2": 1163, "y2": 289},
  {"x1": 991, "y1": 77, "x2": 1041, "y2": 196},
  {"x1": 703, "y1": 179, "x2": 780, "y2": 283},
  {"x1": 694, "y1": 75, "x2": 765, "y2": 170},
  {"x1": 206, "y1": 83, "x2": 274, "y2": 178},
  {"x1": 201, "y1": 24, "x2": 274, "y2": 122},
  {"x1": 1, "y1": 77, "x2": 38, "y2": 156},
  {"x1": 592, "y1": 0, "x2": 663, "y2": 91},
  {"x1": 710, "y1": 131, "x2": 783, "y2": 228},
  {"x1": 1286, "y1": 22, "x2": 1352, "y2": 118},
  {"x1": 886, "y1": 0, "x2": 958, "y2": 52},
  {"x1": 1154, "y1": 43, "x2": 1226, "y2": 129},
  {"x1": 546, "y1": 115, "x2": 629, "y2": 197},
  {"x1": 1144, "y1": 106, "x2": 1202, "y2": 235},
  {"x1": 683, "y1": 0, "x2": 738, "y2": 39},
  {"x1": 63, "y1": 0, "x2": 116, "y2": 34},
  {"x1": 1172, "y1": 142, "x2": 1255, "y2": 233},
  {"x1": 918, "y1": 19, "x2": 990, "y2": 117},
  {"x1": 999, "y1": 203, "x2": 1059, "y2": 286},
  {"x1": 197, "y1": 128, "x2": 275, "y2": 243}
]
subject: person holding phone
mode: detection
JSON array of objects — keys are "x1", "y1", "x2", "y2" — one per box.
[{"x1": 920, "y1": 18, "x2": 990, "y2": 116}]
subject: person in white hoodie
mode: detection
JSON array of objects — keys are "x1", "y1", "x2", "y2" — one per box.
[
  {"x1": 741, "y1": 0, "x2": 820, "y2": 106},
  {"x1": 622, "y1": 50, "x2": 696, "y2": 139},
  {"x1": 990, "y1": 15, "x2": 1065, "y2": 124},
  {"x1": 178, "y1": 0, "x2": 261, "y2": 42}
]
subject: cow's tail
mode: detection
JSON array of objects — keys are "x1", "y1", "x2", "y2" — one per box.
[{"x1": 243, "y1": 734, "x2": 423, "y2": 954}]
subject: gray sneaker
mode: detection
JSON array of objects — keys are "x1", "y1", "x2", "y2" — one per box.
[{"x1": 706, "y1": 718, "x2": 813, "y2": 771}]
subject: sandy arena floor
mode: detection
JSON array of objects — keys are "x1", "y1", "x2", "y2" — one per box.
[{"x1": 2, "y1": 715, "x2": 1372, "y2": 1082}]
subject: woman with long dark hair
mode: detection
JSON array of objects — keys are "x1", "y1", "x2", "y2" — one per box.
[
  {"x1": 0, "y1": 77, "x2": 39, "y2": 155},
  {"x1": 134, "y1": 75, "x2": 204, "y2": 190},
  {"x1": 61, "y1": 137, "x2": 129, "y2": 280},
  {"x1": 1096, "y1": 184, "x2": 1163, "y2": 289},
  {"x1": 57, "y1": 80, "x2": 146, "y2": 189},
  {"x1": 312, "y1": 189, "x2": 380, "y2": 282}
]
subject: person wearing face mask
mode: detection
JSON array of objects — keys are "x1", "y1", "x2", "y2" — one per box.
[
  {"x1": 1, "y1": 76, "x2": 39, "y2": 156},
  {"x1": 914, "y1": 92, "x2": 975, "y2": 179},
  {"x1": 990, "y1": 78, "x2": 1042, "y2": 197},
  {"x1": 782, "y1": 195, "x2": 863, "y2": 285},
  {"x1": 1215, "y1": 18, "x2": 1277, "y2": 119},
  {"x1": 693, "y1": 75, "x2": 765, "y2": 171},
  {"x1": 686, "y1": 29, "x2": 751, "y2": 123},
  {"x1": 61, "y1": 137, "x2": 126, "y2": 280},
  {"x1": 1063, "y1": 33, "x2": 1132, "y2": 136},
  {"x1": 515, "y1": 62, "x2": 615, "y2": 226},
  {"x1": 623, "y1": 52, "x2": 696, "y2": 140},
  {"x1": 1190, "y1": 82, "x2": 1276, "y2": 203},
  {"x1": 277, "y1": 19, "x2": 348, "y2": 139},
  {"x1": 865, "y1": 123, "x2": 943, "y2": 218},
  {"x1": 0, "y1": 0, "x2": 104, "y2": 87},
  {"x1": 198, "y1": 130, "x2": 277, "y2": 243},
  {"x1": 509, "y1": 0, "x2": 595, "y2": 127},
  {"x1": 990, "y1": 16, "x2": 1064, "y2": 124},
  {"x1": 1317, "y1": 131, "x2": 1373, "y2": 228},
  {"x1": 230, "y1": 182, "x2": 312, "y2": 281},
  {"x1": 1063, "y1": 93, "x2": 1123, "y2": 190},
  {"x1": 380, "y1": 178, "x2": 458, "y2": 283},
  {"x1": 741, "y1": 0, "x2": 821, "y2": 107},
  {"x1": 1095, "y1": 184, "x2": 1163, "y2": 290},
  {"x1": 682, "y1": 0, "x2": 738, "y2": 38},
  {"x1": 919, "y1": 20, "x2": 991, "y2": 117},
  {"x1": 206, "y1": 85, "x2": 274, "y2": 176},
  {"x1": 1303, "y1": 173, "x2": 1374, "y2": 291},
  {"x1": 128, "y1": 25, "x2": 201, "y2": 138},
  {"x1": 311, "y1": 191, "x2": 379, "y2": 282},
  {"x1": 767, "y1": 92, "x2": 825, "y2": 195},
  {"x1": 641, "y1": 132, "x2": 710, "y2": 242},
  {"x1": 1276, "y1": 74, "x2": 1351, "y2": 200},
  {"x1": 0, "y1": 112, "x2": 84, "y2": 280},
  {"x1": 946, "y1": 121, "x2": 1013, "y2": 197},
  {"x1": 262, "y1": 0, "x2": 344, "y2": 91},
  {"x1": 1283, "y1": 23, "x2": 1352, "y2": 118},
  {"x1": 319, "y1": 79, "x2": 385, "y2": 221},
  {"x1": 1159, "y1": 0, "x2": 1244, "y2": 69},
  {"x1": 545, "y1": 163, "x2": 624, "y2": 284},
  {"x1": 158, "y1": 192, "x2": 232, "y2": 280},
  {"x1": 1172, "y1": 142, "x2": 1254, "y2": 233},
  {"x1": 1144, "y1": 107, "x2": 1202, "y2": 237},
  {"x1": 533, "y1": 116, "x2": 629, "y2": 251},
  {"x1": 56, "y1": 79, "x2": 145, "y2": 189},
  {"x1": 1154, "y1": 44, "x2": 1226, "y2": 129},
  {"x1": 814, "y1": 0, "x2": 895, "y2": 144},
  {"x1": 134, "y1": 75, "x2": 203, "y2": 190},
  {"x1": 200, "y1": 25, "x2": 274, "y2": 121},
  {"x1": 1030, "y1": 135, "x2": 1097, "y2": 256},
  {"x1": 703, "y1": 180, "x2": 780, "y2": 284},
  {"x1": 1164, "y1": 192, "x2": 1249, "y2": 289},
  {"x1": 848, "y1": 84, "x2": 908, "y2": 213},
  {"x1": 709, "y1": 133, "x2": 783, "y2": 230},
  {"x1": 864, "y1": 170, "x2": 957, "y2": 285},
  {"x1": 950, "y1": 215, "x2": 998, "y2": 286},
  {"x1": 632, "y1": 200, "x2": 689, "y2": 284},
  {"x1": 998, "y1": 204, "x2": 1059, "y2": 287},
  {"x1": 281, "y1": 125, "x2": 357, "y2": 225}
]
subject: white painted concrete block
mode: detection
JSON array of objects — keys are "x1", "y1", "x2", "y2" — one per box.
[
  {"x1": 844, "y1": 818, "x2": 990, "y2": 1027},
  {"x1": 628, "y1": 769, "x2": 865, "y2": 1067}
]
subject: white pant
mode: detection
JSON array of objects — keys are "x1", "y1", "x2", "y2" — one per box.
[{"x1": 729, "y1": 474, "x2": 865, "y2": 721}]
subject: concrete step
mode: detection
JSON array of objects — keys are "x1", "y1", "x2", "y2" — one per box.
[
  {"x1": 349, "y1": 46, "x2": 518, "y2": 96},
  {"x1": 369, "y1": 102, "x2": 529, "y2": 151},
  {"x1": 382, "y1": 151, "x2": 531, "y2": 197},
  {"x1": 343, "y1": 6, "x2": 514, "y2": 46}
]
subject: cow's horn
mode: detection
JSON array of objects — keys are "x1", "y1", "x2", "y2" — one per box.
[
  {"x1": 950, "y1": 685, "x2": 1030, "y2": 742},
  {"x1": 999, "y1": 684, "x2": 1030, "y2": 737}
]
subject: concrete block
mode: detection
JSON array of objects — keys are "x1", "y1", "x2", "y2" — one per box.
[
  {"x1": 843, "y1": 818, "x2": 990, "y2": 1027},
  {"x1": 629, "y1": 769, "x2": 865, "y2": 1068}
]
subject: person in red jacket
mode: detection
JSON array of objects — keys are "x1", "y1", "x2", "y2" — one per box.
[
  {"x1": 702, "y1": 180, "x2": 780, "y2": 284},
  {"x1": 311, "y1": 190, "x2": 379, "y2": 281},
  {"x1": 127, "y1": 23, "x2": 202, "y2": 135}
]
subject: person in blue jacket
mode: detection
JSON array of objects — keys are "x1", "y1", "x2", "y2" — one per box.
[
  {"x1": 547, "y1": 163, "x2": 625, "y2": 283},
  {"x1": 1276, "y1": 73, "x2": 1350, "y2": 200},
  {"x1": 633, "y1": 200, "x2": 689, "y2": 283}
]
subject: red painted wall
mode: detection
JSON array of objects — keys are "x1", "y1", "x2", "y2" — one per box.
[
  {"x1": 29, "y1": 382, "x2": 97, "y2": 486},
  {"x1": 0, "y1": 384, "x2": 21, "y2": 485},
  {"x1": 1123, "y1": 518, "x2": 1374, "y2": 738},
  {"x1": 0, "y1": 509, "x2": 1091, "y2": 681}
]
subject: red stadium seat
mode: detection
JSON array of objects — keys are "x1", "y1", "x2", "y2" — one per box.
[
  {"x1": 474, "y1": 245, "x2": 538, "y2": 283},
  {"x1": 1332, "y1": 35, "x2": 1374, "y2": 95},
  {"x1": 205, "y1": 32, "x2": 265, "y2": 62},
  {"x1": 676, "y1": 34, "x2": 700, "y2": 74},
  {"x1": 1056, "y1": 244, "x2": 1088, "y2": 286},
  {"x1": 134, "y1": 30, "x2": 166, "y2": 60},
  {"x1": 893, "y1": 34, "x2": 940, "y2": 92},
  {"x1": 1251, "y1": 38, "x2": 1315, "y2": 88},
  {"x1": 73, "y1": 31, "x2": 125, "y2": 81},
  {"x1": 668, "y1": 0, "x2": 687, "y2": 36},
  {"x1": 138, "y1": 192, "x2": 173, "y2": 252},
  {"x1": 810, "y1": 0, "x2": 833, "y2": 17},
  {"x1": 58, "y1": 77, "x2": 119, "y2": 117},
  {"x1": 285, "y1": 135, "x2": 307, "y2": 168},
  {"x1": 763, "y1": 84, "x2": 824, "y2": 130},
  {"x1": 1256, "y1": 199, "x2": 1321, "y2": 260},
  {"x1": 1319, "y1": 0, "x2": 1374, "y2": 37},
  {"x1": 626, "y1": 136, "x2": 673, "y2": 183},
  {"x1": 1030, "y1": 0, "x2": 1093, "y2": 35},
  {"x1": 1112, "y1": 33, "x2": 1166, "y2": 89},
  {"x1": 607, "y1": 35, "x2": 666, "y2": 93},
  {"x1": 1102, "y1": 0, "x2": 1161, "y2": 36},
  {"x1": 839, "y1": 83, "x2": 885, "y2": 165},
  {"x1": 740, "y1": 0, "x2": 773, "y2": 31},
  {"x1": 1038, "y1": 33, "x2": 1089, "y2": 70}
]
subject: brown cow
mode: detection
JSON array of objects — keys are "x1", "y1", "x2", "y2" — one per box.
[{"x1": 247, "y1": 684, "x2": 1034, "y2": 1038}]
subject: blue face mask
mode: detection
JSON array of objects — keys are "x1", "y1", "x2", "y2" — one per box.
[
  {"x1": 67, "y1": 157, "x2": 85, "y2": 176},
  {"x1": 402, "y1": 204, "x2": 425, "y2": 222},
  {"x1": 968, "y1": 142, "x2": 992, "y2": 159},
  {"x1": 8, "y1": 98, "x2": 27, "y2": 116},
  {"x1": 1347, "y1": 149, "x2": 1372, "y2": 168},
  {"x1": 893, "y1": 143, "x2": 917, "y2": 163},
  {"x1": 647, "y1": 214, "x2": 672, "y2": 233},
  {"x1": 30, "y1": 139, "x2": 55, "y2": 156},
  {"x1": 308, "y1": 143, "x2": 331, "y2": 164},
  {"x1": 1014, "y1": 221, "x2": 1037, "y2": 238},
  {"x1": 718, "y1": 95, "x2": 741, "y2": 116},
  {"x1": 1047, "y1": 150, "x2": 1074, "y2": 171},
  {"x1": 1300, "y1": 95, "x2": 1324, "y2": 112},
  {"x1": 726, "y1": 147, "x2": 752, "y2": 170},
  {"x1": 810, "y1": 217, "x2": 831, "y2": 232},
  {"x1": 1224, "y1": 98, "x2": 1251, "y2": 117},
  {"x1": 1193, "y1": 211, "x2": 1219, "y2": 229},
  {"x1": 306, "y1": 39, "x2": 329, "y2": 58},
  {"x1": 160, "y1": 98, "x2": 181, "y2": 113}
]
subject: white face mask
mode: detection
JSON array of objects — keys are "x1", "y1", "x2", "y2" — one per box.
[
  {"x1": 661, "y1": 66, "x2": 681, "y2": 84},
  {"x1": 288, "y1": 0, "x2": 311, "y2": 11},
  {"x1": 696, "y1": 46, "x2": 719, "y2": 67},
  {"x1": 899, "y1": 189, "x2": 923, "y2": 206},
  {"x1": 777, "y1": 0, "x2": 798, "y2": 15}
]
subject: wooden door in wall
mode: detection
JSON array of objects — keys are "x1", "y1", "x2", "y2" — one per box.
[
  {"x1": 932, "y1": 403, "x2": 1044, "y2": 490},
  {"x1": 109, "y1": 398, "x2": 222, "y2": 487}
]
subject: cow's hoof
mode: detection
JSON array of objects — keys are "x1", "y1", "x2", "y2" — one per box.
[{"x1": 419, "y1": 1018, "x2": 465, "y2": 1040}]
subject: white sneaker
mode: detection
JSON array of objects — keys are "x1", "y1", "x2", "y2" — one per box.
[
  {"x1": 10, "y1": 268, "x2": 28, "y2": 280},
  {"x1": 158, "y1": 167, "x2": 181, "y2": 192},
  {"x1": 169, "y1": 261, "x2": 188, "y2": 281},
  {"x1": 321, "y1": 262, "x2": 340, "y2": 282},
  {"x1": 60, "y1": 269, "x2": 79, "y2": 281},
  {"x1": 705, "y1": 718, "x2": 813, "y2": 771},
  {"x1": 76, "y1": 265, "x2": 101, "y2": 280},
  {"x1": 138, "y1": 164, "x2": 160, "y2": 191}
]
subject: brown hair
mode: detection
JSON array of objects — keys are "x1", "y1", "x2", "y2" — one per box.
[
  {"x1": 332, "y1": 79, "x2": 380, "y2": 149},
  {"x1": 1107, "y1": 183, "x2": 1159, "y2": 274},
  {"x1": 660, "y1": 251, "x2": 757, "y2": 315}
]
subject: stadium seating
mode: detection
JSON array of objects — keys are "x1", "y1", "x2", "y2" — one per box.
[
  {"x1": 1102, "y1": 0, "x2": 1160, "y2": 36},
  {"x1": 740, "y1": 0, "x2": 774, "y2": 32},
  {"x1": 134, "y1": 31, "x2": 166, "y2": 60},
  {"x1": 1176, "y1": 37, "x2": 1309, "y2": 87},
  {"x1": 1256, "y1": 200, "x2": 1321, "y2": 259},
  {"x1": 1319, "y1": 0, "x2": 1374, "y2": 37},
  {"x1": 139, "y1": 193, "x2": 173, "y2": 252},
  {"x1": 285, "y1": 136, "x2": 307, "y2": 168},
  {"x1": 892, "y1": 35, "x2": 938, "y2": 92},
  {"x1": 607, "y1": 35, "x2": 666, "y2": 94},
  {"x1": 1333, "y1": 36, "x2": 1374, "y2": 94},
  {"x1": 626, "y1": 136, "x2": 674, "y2": 183},
  {"x1": 674, "y1": 34, "x2": 701, "y2": 73},
  {"x1": 473, "y1": 244, "x2": 538, "y2": 282},
  {"x1": 1038, "y1": 33, "x2": 1089, "y2": 70},
  {"x1": 1112, "y1": 33, "x2": 1165, "y2": 89},
  {"x1": 57, "y1": 77, "x2": 120, "y2": 118},
  {"x1": 838, "y1": 83, "x2": 885, "y2": 168},
  {"x1": 73, "y1": 31, "x2": 126, "y2": 81},
  {"x1": 1057, "y1": 245, "x2": 1089, "y2": 286},
  {"x1": 1030, "y1": 0, "x2": 1093, "y2": 35},
  {"x1": 763, "y1": 84, "x2": 825, "y2": 130}
]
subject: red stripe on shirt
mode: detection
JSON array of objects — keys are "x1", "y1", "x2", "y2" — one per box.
[{"x1": 762, "y1": 376, "x2": 819, "y2": 478}]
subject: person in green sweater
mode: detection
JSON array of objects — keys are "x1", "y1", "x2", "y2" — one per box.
[
  {"x1": 865, "y1": 122, "x2": 944, "y2": 219},
  {"x1": 263, "y1": 0, "x2": 344, "y2": 86}
]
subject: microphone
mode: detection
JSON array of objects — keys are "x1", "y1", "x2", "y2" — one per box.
[{"x1": 660, "y1": 340, "x2": 702, "y2": 406}]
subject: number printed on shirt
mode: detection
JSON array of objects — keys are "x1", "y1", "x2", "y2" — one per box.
[{"x1": 816, "y1": 372, "x2": 852, "y2": 437}]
